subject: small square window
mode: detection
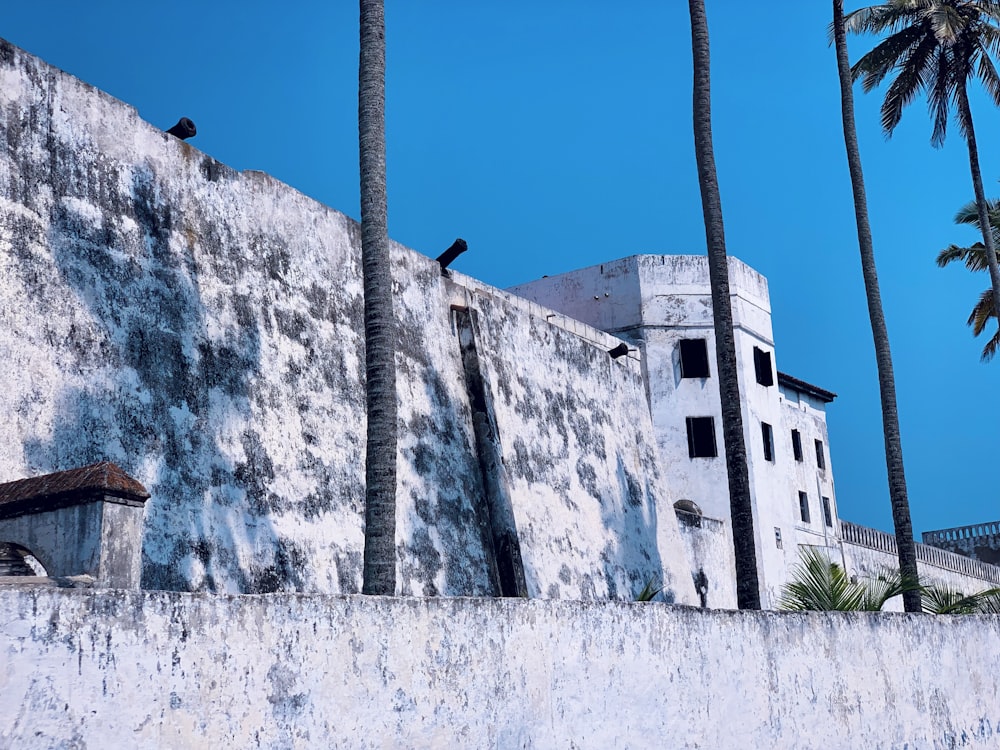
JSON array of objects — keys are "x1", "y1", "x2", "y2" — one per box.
[
  {"x1": 822, "y1": 496, "x2": 833, "y2": 527},
  {"x1": 791, "y1": 429, "x2": 803, "y2": 461},
  {"x1": 753, "y1": 347, "x2": 774, "y2": 386},
  {"x1": 679, "y1": 339, "x2": 710, "y2": 379},
  {"x1": 761, "y1": 422, "x2": 774, "y2": 463},
  {"x1": 798, "y1": 491, "x2": 810, "y2": 524},
  {"x1": 815, "y1": 439, "x2": 826, "y2": 469},
  {"x1": 686, "y1": 417, "x2": 717, "y2": 458}
]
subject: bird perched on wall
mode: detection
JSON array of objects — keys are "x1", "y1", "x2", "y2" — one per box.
[{"x1": 166, "y1": 117, "x2": 197, "y2": 140}]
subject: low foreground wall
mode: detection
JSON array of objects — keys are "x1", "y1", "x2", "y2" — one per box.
[{"x1": 3, "y1": 588, "x2": 999, "y2": 748}]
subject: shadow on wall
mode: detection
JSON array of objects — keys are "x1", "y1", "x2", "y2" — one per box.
[
  {"x1": 27, "y1": 161, "x2": 304, "y2": 593},
  {"x1": 604, "y1": 453, "x2": 669, "y2": 602}
]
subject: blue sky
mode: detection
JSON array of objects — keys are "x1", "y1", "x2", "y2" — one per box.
[{"x1": 2, "y1": 2, "x2": 996, "y2": 536}]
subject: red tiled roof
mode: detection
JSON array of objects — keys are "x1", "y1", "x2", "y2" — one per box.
[{"x1": 0, "y1": 461, "x2": 149, "y2": 518}]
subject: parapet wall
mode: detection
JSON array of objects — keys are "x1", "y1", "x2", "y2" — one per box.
[
  {"x1": 2, "y1": 586, "x2": 999, "y2": 748},
  {"x1": 841, "y1": 521, "x2": 1000, "y2": 599},
  {"x1": 0, "y1": 37, "x2": 694, "y2": 602}
]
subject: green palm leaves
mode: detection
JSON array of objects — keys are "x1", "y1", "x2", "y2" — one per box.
[
  {"x1": 847, "y1": 0, "x2": 1000, "y2": 145},
  {"x1": 778, "y1": 547, "x2": 918, "y2": 611},
  {"x1": 778, "y1": 546, "x2": 1000, "y2": 613},
  {"x1": 845, "y1": 0, "x2": 1000, "y2": 344},
  {"x1": 937, "y1": 198, "x2": 1000, "y2": 359}
]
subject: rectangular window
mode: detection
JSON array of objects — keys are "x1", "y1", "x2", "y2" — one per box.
[
  {"x1": 791, "y1": 429, "x2": 803, "y2": 461},
  {"x1": 679, "y1": 339, "x2": 710, "y2": 378},
  {"x1": 753, "y1": 347, "x2": 774, "y2": 386},
  {"x1": 822, "y1": 496, "x2": 833, "y2": 527},
  {"x1": 774, "y1": 527, "x2": 783, "y2": 549},
  {"x1": 761, "y1": 422, "x2": 774, "y2": 462},
  {"x1": 815, "y1": 439, "x2": 826, "y2": 469},
  {"x1": 686, "y1": 417, "x2": 717, "y2": 458},
  {"x1": 798, "y1": 491, "x2": 810, "y2": 523}
]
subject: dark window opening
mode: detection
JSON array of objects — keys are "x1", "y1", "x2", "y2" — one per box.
[
  {"x1": 815, "y1": 439, "x2": 826, "y2": 469},
  {"x1": 679, "y1": 339, "x2": 710, "y2": 379},
  {"x1": 686, "y1": 417, "x2": 717, "y2": 458},
  {"x1": 822, "y1": 496, "x2": 833, "y2": 527},
  {"x1": 798, "y1": 492, "x2": 810, "y2": 524},
  {"x1": 753, "y1": 347, "x2": 774, "y2": 386},
  {"x1": 774, "y1": 527, "x2": 783, "y2": 549},
  {"x1": 761, "y1": 422, "x2": 774, "y2": 462},
  {"x1": 791, "y1": 429, "x2": 803, "y2": 461}
]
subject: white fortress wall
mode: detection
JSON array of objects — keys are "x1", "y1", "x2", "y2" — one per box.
[
  {"x1": 3, "y1": 587, "x2": 1000, "y2": 749},
  {"x1": 840, "y1": 521, "x2": 1000, "y2": 610},
  {"x1": 0, "y1": 37, "x2": 695, "y2": 602}
]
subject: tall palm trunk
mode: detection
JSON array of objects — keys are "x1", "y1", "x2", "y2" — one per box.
[
  {"x1": 359, "y1": 0, "x2": 397, "y2": 595},
  {"x1": 957, "y1": 87, "x2": 1000, "y2": 327},
  {"x1": 833, "y1": 0, "x2": 920, "y2": 613},
  {"x1": 688, "y1": 0, "x2": 760, "y2": 610}
]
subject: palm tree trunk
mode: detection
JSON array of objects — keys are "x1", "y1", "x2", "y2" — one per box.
[
  {"x1": 957, "y1": 89, "x2": 1000, "y2": 329},
  {"x1": 359, "y1": 0, "x2": 397, "y2": 595},
  {"x1": 688, "y1": 0, "x2": 761, "y2": 610},
  {"x1": 833, "y1": 0, "x2": 920, "y2": 613}
]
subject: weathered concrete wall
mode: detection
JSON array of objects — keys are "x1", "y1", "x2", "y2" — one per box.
[
  {"x1": 453, "y1": 286, "x2": 692, "y2": 601},
  {"x1": 509, "y1": 256, "x2": 844, "y2": 608},
  {"x1": 676, "y1": 511, "x2": 736, "y2": 609},
  {"x1": 3, "y1": 587, "x2": 1000, "y2": 749},
  {"x1": 0, "y1": 38, "x2": 694, "y2": 602}
]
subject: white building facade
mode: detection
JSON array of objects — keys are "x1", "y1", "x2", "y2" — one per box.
[{"x1": 510, "y1": 255, "x2": 1000, "y2": 607}]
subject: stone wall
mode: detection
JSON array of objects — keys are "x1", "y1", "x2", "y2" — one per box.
[
  {"x1": 0, "y1": 37, "x2": 694, "y2": 603},
  {"x1": 2, "y1": 586, "x2": 999, "y2": 748}
]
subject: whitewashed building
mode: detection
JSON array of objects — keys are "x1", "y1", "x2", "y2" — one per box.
[{"x1": 510, "y1": 254, "x2": 1000, "y2": 607}]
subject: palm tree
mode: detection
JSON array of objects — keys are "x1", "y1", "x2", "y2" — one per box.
[
  {"x1": 359, "y1": 0, "x2": 397, "y2": 595},
  {"x1": 846, "y1": 0, "x2": 1000, "y2": 346},
  {"x1": 920, "y1": 583, "x2": 1000, "y2": 612},
  {"x1": 778, "y1": 547, "x2": 917, "y2": 611},
  {"x1": 937, "y1": 197, "x2": 1000, "y2": 359},
  {"x1": 688, "y1": 0, "x2": 760, "y2": 610},
  {"x1": 832, "y1": 0, "x2": 921, "y2": 612}
]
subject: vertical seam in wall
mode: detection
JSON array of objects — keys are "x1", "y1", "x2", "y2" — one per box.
[{"x1": 453, "y1": 303, "x2": 528, "y2": 598}]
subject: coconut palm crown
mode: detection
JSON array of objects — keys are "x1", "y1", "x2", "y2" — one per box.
[
  {"x1": 847, "y1": 0, "x2": 1000, "y2": 145},
  {"x1": 846, "y1": 0, "x2": 1000, "y2": 336}
]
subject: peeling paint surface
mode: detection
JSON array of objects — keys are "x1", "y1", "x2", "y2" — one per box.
[
  {"x1": 3, "y1": 587, "x2": 1000, "y2": 748},
  {"x1": 0, "y1": 38, "x2": 693, "y2": 600}
]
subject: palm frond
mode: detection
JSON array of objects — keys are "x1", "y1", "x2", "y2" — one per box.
[
  {"x1": 777, "y1": 547, "x2": 919, "y2": 612},
  {"x1": 937, "y1": 242, "x2": 990, "y2": 270},
  {"x1": 975, "y1": 38, "x2": 1000, "y2": 106},
  {"x1": 880, "y1": 31, "x2": 940, "y2": 133},
  {"x1": 845, "y1": 3, "x2": 921, "y2": 36},
  {"x1": 975, "y1": 587, "x2": 1000, "y2": 612},
  {"x1": 980, "y1": 327, "x2": 1000, "y2": 361},
  {"x1": 921, "y1": 584, "x2": 980, "y2": 613},
  {"x1": 951, "y1": 197, "x2": 1000, "y2": 228},
  {"x1": 778, "y1": 548, "x2": 858, "y2": 611},
  {"x1": 967, "y1": 288, "x2": 995, "y2": 335},
  {"x1": 852, "y1": 23, "x2": 930, "y2": 89},
  {"x1": 929, "y1": 46, "x2": 955, "y2": 146},
  {"x1": 926, "y1": 2, "x2": 967, "y2": 44},
  {"x1": 859, "y1": 568, "x2": 920, "y2": 611}
]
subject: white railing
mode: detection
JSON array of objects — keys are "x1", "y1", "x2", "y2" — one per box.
[{"x1": 840, "y1": 520, "x2": 1000, "y2": 586}]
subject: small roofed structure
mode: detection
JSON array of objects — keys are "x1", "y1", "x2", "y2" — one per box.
[{"x1": 0, "y1": 462, "x2": 149, "y2": 588}]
